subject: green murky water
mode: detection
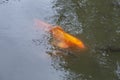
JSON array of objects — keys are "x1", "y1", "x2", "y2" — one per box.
[{"x1": 0, "y1": 0, "x2": 120, "y2": 80}]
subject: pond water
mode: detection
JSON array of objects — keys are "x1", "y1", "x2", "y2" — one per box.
[{"x1": 0, "y1": 0, "x2": 120, "y2": 80}]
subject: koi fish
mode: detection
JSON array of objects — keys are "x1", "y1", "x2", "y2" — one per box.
[{"x1": 35, "y1": 19, "x2": 86, "y2": 50}]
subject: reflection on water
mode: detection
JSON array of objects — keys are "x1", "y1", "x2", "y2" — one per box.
[
  {"x1": 48, "y1": 0, "x2": 120, "y2": 80},
  {"x1": 0, "y1": 0, "x2": 20, "y2": 4},
  {"x1": 0, "y1": 0, "x2": 9, "y2": 4},
  {"x1": 0, "y1": 0, "x2": 61, "y2": 80}
]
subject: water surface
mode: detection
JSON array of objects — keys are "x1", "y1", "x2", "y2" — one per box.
[{"x1": 0, "y1": 0, "x2": 120, "y2": 80}]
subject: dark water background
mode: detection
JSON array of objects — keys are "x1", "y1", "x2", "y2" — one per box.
[{"x1": 0, "y1": 0, "x2": 120, "y2": 80}]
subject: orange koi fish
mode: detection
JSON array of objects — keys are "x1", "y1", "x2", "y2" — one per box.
[{"x1": 35, "y1": 19, "x2": 86, "y2": 50}]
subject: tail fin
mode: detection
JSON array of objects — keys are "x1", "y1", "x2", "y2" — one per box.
[{"x1": 34, "y1": 19, "x2": 52, "y2": 31}]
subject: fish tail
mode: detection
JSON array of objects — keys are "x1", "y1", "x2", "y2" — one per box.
[{"x1": 34, "y1": 19, "x2": 52, "y2": 31}]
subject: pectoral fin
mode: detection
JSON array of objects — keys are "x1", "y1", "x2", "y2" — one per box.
[
  {"x1": 57, "y1": 42, "x2": 69, "y2": 48},
  {"x1": 52, "y1": 40, "x2": 69, "y2": 48}
]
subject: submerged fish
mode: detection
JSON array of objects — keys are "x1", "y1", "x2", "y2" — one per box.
[{"x1": 35, "y1": 19, "x2": 86, "y2": 50}]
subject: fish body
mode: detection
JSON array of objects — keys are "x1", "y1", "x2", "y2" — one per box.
[
  {"x1": 35, "y1": 19, "x2": 86, "y2": 50},
  {"x1": 50, "y1": 26, "x2": 85, "y2": 49}
]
